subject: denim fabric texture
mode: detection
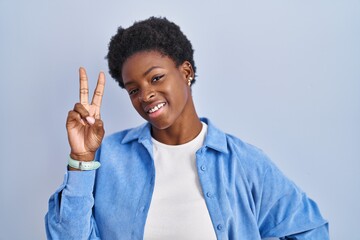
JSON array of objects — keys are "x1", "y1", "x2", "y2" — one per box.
[{"x1": 45, "y1": 118, "x2": 329, "y2": 239}]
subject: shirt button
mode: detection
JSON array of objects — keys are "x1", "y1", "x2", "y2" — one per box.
[
  {"x1": 206, "y1": 192, "x2": 212, "y2": 198},
  {"x1": 217, "y1": 224, "x2": 223, "y2": 231},
  {"x1": 200, "y1": 165, "x2": 206, "y2": 171},
  {"x1": 139, "y1": 206, "x2": 145, "y2": 212}
]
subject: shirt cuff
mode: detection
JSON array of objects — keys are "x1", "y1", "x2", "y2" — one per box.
[{"x1": 62, "y1": 170, "x2": 96, "y2": 197}]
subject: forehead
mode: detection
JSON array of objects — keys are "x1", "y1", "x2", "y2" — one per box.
[{"x1": 122, "y1": 51, "x2": 176, "y2": 79}]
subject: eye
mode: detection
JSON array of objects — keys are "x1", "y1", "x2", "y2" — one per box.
[
  {"x1": 128, "y1": 88, "x2": 139, "y2": 96},
  {"x1": 152, "y1": 74, "x2": 164, "y2": 83}
]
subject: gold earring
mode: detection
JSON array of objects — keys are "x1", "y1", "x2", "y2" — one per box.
[{"x1": 188, "y1": 77, "x2": 193, "y2": 86}]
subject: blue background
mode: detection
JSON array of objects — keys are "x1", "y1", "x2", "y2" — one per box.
[{"x1": 0, "y1": 0, "x2": 359, "y2": 239}]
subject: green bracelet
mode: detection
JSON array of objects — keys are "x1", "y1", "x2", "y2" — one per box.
[{"x1": 68, "y1": 156, "x2": 101, "y2": 171}]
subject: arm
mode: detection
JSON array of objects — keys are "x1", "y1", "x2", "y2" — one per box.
[
  {"x1": 45, "y1": 170, "x2": 100, "y2": 239},
  {"x1": 280, "y1": 223, "x2": 329, "y2": 239},
  {"x1": 257, "y1": 160, "x2": 329, "y2": 239},
  {"x1": 45, "y1": 68, "x2": 106, "y2": 239}
]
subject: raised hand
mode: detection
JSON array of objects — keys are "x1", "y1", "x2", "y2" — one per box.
[{"x1": 66, "y1": 67, "x2": 106, "y2": 161}]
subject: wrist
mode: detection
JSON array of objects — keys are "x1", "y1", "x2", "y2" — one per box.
[{"x1": 70, "y1": 152, "x2": 95, "y2": 161}]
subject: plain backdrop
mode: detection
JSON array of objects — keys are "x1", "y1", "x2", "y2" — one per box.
[{"x1": 0, "y1": 0, "x2": 359, "y2": 239}]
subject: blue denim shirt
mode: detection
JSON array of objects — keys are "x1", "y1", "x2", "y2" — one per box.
[{"x1": 45, "y1": 118, "x2": 328, "y2": 239}]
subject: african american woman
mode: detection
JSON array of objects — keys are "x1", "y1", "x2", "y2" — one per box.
[{"x1": 45, "y1": 17, "x2": 329, "y2": 240}]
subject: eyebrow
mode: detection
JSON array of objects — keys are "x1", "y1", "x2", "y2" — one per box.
[
  {"x1": 143, "y1": 66, "x2": 163, "y2": 77},
  {"x1": 124, "y1": 66, "x2": 164, "y2": 88}
]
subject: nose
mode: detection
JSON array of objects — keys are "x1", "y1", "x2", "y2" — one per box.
[{"x1": 139, "y1": 87, "x2": 155, "y2": 102}]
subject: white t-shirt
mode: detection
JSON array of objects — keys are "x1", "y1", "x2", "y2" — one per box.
[{"x1": 144, "y1": 122, "x2": 216, "y2": 240}]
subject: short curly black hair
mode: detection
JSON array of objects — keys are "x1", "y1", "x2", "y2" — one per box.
[{"x1": 106, "y1": 17, "x2": 196, "y2": 88}]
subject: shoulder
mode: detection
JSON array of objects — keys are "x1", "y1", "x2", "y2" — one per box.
[
  {"x1": 224, "y1": 133, "x2": 275, "y2": 177},
  {"x1": 95, "y1": 123, "x2": 151, "y2": 164},
  {"x1": 101, "y1": 129, "x2": 129, "y2": 148},
  {"x1": 101, "y1": 122, "x2": 150, "y2": 148},
  {"x1": 203, "y1": 117, "x2": 276, "y2": 179},
  {"x1": 226, "y1": 133, "x2": 270, "y2": 166},
  {"x1": 203, "y1": 117, "x2": 272, "y2": 168}
]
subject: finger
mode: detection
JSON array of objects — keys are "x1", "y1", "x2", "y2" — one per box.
[
  {"x1": 73, "y1": 103, "x2": 90, "y2": 118},
  {"x1": 91, "y1": 72, "x2": 106, "y2": 118},
  {"x1": 73, "y1": 103, "x2": 95, "y2": 124},
  {"x1": 67, "y1": 110, "x2": 85, "y2": 126},
  {"x1": 79, "y1": 67, "x2": 89, "y2": 105},
  {"x1": 67, "y1": 110, "x2": 81, "y2": 122}
]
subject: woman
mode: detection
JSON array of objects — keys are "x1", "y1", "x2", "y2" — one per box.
[{"x1": 45, "y1": 17, "x2": 329, "y2": 239}]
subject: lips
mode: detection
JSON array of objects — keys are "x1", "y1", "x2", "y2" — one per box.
[{"x1": 145, "y1": 102, "x2": 166, "y2": 114}]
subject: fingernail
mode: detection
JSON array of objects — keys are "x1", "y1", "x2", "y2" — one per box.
[{"x1": 86, "y1": 116, "x2": 95, "y2": 125}]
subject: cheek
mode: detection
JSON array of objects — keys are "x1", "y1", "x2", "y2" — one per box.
[
  {"x1": 164, "y1": 80, "x2": 188, "y2": 103},
  {"x1": 174, "y1": 84, "x2": 189, "y2": 105},
  {"x1": 130, "y1": 98, "x2": 142, "y2": 113}
]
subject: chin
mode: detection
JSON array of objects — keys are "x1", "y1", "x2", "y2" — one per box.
[
  {"x1": 149, "y1": 121, "x2": 171, "y2": 130},
  {"x1": 147, "y1": 117, "x2": 174, "y2": 131}
]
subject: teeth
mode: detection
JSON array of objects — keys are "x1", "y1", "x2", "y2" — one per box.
[{"x1": 148, "y1": 103, "x2": 165, "y2": 113}]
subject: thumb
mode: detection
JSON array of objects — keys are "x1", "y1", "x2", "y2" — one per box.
[{"x1": 86, "y1": 116, "x2": 96, "y2": 125}]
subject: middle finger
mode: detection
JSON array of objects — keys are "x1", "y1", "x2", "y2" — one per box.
[{"x1": 91, "y1": 71, "x2": 106, "y2": 118}]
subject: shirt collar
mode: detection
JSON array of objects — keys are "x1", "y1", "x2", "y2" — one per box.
[
  {"x1": 121, "y1": 117, "x2": 228, "y2": 154},
  {"x1": 201, "y1": 118, "x2": 228, "y2": 154}
]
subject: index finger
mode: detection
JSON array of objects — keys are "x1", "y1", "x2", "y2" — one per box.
[
  {"x1": 91, "y1": 71, "x2": 106, "y2": 116},
  {"x1": 79, "y1": 67, "x2": 89, "y2": 105}
]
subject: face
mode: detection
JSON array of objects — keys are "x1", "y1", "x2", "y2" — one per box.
[{"x1": 122, "y1": 51, "x2": 194, "y2": 130}]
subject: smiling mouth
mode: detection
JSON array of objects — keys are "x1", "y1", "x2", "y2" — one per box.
[{"x1": 147, "y1": 103, "x2": 166, "y2": 114}]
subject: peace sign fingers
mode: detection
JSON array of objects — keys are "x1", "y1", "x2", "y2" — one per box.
[{"x1": 78, "y1": 67, "x2": 106, "y2": 119}]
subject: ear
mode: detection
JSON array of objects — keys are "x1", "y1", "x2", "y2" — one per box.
[{"x1": 179, "y1": 61, "x2": 194, "y2": 81}]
